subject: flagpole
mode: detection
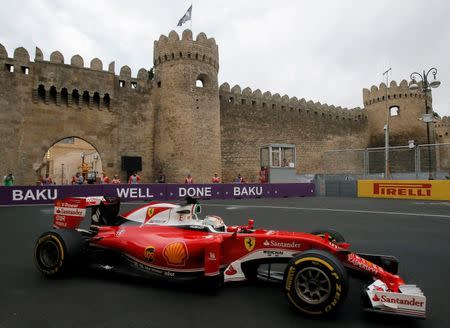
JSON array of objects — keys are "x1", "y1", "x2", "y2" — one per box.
[{"x1": 190, "y1": 2, "x2": 193, "y2": 35}]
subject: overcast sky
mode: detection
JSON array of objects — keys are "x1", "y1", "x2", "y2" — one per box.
[{"x1": 1, "y1": 0, "x2": 449, "y2": 117}]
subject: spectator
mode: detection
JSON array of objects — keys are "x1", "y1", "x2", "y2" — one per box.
[
  {"x1": 446, "y1": 170, "x2": 450, "y2": 180},
  {"x1": 281, "y1": 158, "x2": 289, "y2": 167},
  {"x1": 158, "y1": 172, "x2": 166, "y2": 183},
  {"x1": 212, "y1": 173, "x2": 221, "y2": 183},
  {"x1": 71, "y1": 174, "x2": 77, "y2": 185},
  {"x1": 235, "y1": 174, "x2": 245, "y2": 184},
  {"x1": 101, "y1": 172, "x2": 110, "y2": 184},
  {"x1": 41, "y1": 173, "x2": 53, "y2": 185},
  {"x1": 128, "y1": 171, "x2": 141, "y2": 184},
  {"x1": 259, "y1": 166, "x2": 268, "y2": 184},
  {"x1": 112, "y1": 175, "x2": 121, "y2": 184},
  {"x1": 185, "y1": 174, "x2": 193, "y2": 184},
  {"x1": 76, "y1": 172, "x2": 84, "y2": 185},
  {"x1": 3, "y1": 172, "x2": 14, "y2": 186}
]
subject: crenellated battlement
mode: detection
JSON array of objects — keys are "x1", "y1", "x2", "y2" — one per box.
[
  {"x1": 362, "y1": 79, "x2": 431, "y2": 106},
  {"x1": 434, "y1": 116, "x2": 450, "y2": 129},
  {"x1": 153, "y1": 29, "x2": 219, "y2": 71},
  {"x1": 219, "y1": 83, "x2": 366, "y2": 122},
  {"x1": 0, "y1": 43, "x2": 149, "y2": 80},
  {"x1": 0, "y1": 42, "x2": 153, "y2": 111}
]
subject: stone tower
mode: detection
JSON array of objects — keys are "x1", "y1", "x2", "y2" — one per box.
[
  {"x1": 363, "y1": 80, "x2": 436, "y2": 147},
  {"x1": 153, "y1": 30, "x2": 221, "y2": 183}
]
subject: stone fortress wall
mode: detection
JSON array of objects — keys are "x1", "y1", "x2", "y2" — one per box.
[
  {"x1": 152, "y1": 30, "x2": 222, "y2": 183},
  {"x1": 218, "y1": 84, "x2": 368, "y2": 181},
  {"x1": 0, "y1": 29, "x2": 448, "y2": 184},
  {"x1": 363, "y1": 80, "x2": 435, "y2": 147},
  {"x1": 0, "y1": 43, "x2": 155, "y2": 184}
]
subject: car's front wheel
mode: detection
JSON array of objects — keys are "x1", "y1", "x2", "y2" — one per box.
[
  {"x1": 283, "y1": 249, "x2": 348, "y2": 316},
  {"x1": 311, "y1": 229, "x2": 345, "y2": 244}
]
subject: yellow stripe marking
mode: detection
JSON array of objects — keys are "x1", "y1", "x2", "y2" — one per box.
[{"x1": 294, "y1": 256, "x2": 334, "y2": 271}]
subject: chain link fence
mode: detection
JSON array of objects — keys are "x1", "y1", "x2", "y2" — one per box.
[{"x1": 323, "y1": 143, "x2": 450, "y2": 179}]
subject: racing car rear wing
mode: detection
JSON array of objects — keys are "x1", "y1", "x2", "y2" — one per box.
[{"x1": 53, "y1": 196, "x2": 115, "y2": 229}]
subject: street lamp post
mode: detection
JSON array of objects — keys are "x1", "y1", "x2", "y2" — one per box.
[
  {"x1": 409, "y1": 68, "x2": 441, "y2": 179},
  {"x1": 383, "y1": 67, "x2": 392, "y2": 179}
]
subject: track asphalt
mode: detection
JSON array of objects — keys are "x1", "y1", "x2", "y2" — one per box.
[{"x1": 0, "y1": 197, "x2": 448, "y2": 328}]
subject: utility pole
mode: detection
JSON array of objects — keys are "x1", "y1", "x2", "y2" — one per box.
[{"x1": 383, "y1": 67, "x2": 392, "y2": 179}]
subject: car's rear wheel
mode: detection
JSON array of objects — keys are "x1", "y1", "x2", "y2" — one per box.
[
  {"x1": 34, "y1": 230, "x2": 85, "y2": 277},
  {"x1": 283, "y1": 249, "x2": 348, "y2": 316},
  {"x1": 311, "y1": 229, "x2": 345, "y2": 244}
]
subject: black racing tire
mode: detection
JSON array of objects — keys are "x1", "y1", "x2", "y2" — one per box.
[
  {"x1": 34, "y1": 229, "x2": 85, "y2": 277},
  {"x1": 202, "y1": 272, "x2": 224, "y2": 292},
  {"x1": 311, "y1": 229, "x2": 345, "y2": 244},
  {"x1": 283, "y1": 249, "x2": 349, "y2": 316}
]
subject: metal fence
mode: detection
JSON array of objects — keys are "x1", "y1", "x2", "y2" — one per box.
[{"x1": 324, "y1": 143, "x2": 450, "y2": 179}]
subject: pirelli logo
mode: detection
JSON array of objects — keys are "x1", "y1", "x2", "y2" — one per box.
[{"x1": 373, "y1": 182, "x2": 432, "y2": 197}]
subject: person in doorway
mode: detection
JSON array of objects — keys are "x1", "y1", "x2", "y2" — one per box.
[
  {"x1": 128, "y1": 172, "x2": 141, "y2": 184},
  {"x1": 111, "y1": 175, "x2": 121, "y2": 184},
  {"x1": 76, "y1": 172, "x2": 84, "y2": 185},
  {"x1": 3, "y1": 172, "x2": 14, "y2": 186},
  {"x1": 185, "y1": 174, "x2": 193, "y2": 184},
  {"x1": 101, "y1": 172, "x2": 110, "y2": 184},
  {"x1": 212, "y1": 173, "x2": 221, "y2": 183}
]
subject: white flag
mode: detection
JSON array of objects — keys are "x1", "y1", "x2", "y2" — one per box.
[{"x1": 177, "y1": 5, "x2": 192, "y2": 26}]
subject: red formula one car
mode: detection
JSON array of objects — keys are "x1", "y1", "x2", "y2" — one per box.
[{"x1": 34, "y1": 196, "x2": 426, "y2": 318}]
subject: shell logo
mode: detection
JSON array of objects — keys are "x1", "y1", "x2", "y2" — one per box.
[{"x1": 163, "y1": 242, "x2": 189, "y2": 266}]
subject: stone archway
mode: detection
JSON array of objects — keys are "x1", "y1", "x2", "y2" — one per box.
[{"x1": 37, "y1": 137, "x2": 103, "y2": 185}]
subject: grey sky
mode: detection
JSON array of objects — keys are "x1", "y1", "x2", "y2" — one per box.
[{"x1": 1, "y1": 0, "x2": 449, "y2": 117}]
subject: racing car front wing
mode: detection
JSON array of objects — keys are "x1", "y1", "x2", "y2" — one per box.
[{"x1": 365, "y1": 280, "x2": 426, "y2": 318}]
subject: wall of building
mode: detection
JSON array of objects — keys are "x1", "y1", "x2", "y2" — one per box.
[
  {"x1": 1, "y1": 30, "x2": 447, "y2": 185},
  {"x1": 0, "y1": 44, "x2": 154, "y2": 185},
  {"x1": 434, "y1": 116, "x2": 450, "y2": 171},
  {"x1": 219, "y1": 84, "x2": 369, "y2": 182},
  {"x1": 152, "y1": 30, "x2": 222, "y2": 183},
  {"x1": 363, "y1": 80, "x2": 435, "y2": 147}
]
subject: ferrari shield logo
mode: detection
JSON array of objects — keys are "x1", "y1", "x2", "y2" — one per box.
[
  {"x1": 147, "y1": 208, "x2": 155, "y2": 218},
  {"x1": 244, "y1": 237, "x2": 256, "y2": 252}
]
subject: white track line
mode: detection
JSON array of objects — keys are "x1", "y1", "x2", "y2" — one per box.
[{"x1": 203, "y1": 204, "x2": 450, "y2": 219}]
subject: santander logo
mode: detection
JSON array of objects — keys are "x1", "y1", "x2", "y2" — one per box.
[
  {"x1": 225, "y1": 265, "x2": 237, "y2": 276},
  {"x1": 372, "y1": 294, "x2": 380, "y2": 302}
]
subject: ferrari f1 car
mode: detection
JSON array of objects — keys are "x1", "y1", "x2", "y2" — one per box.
[{"x1": 34, "y1": 196, "x2": 426, "y2": 318}]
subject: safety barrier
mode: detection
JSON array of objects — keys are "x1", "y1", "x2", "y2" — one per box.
[
  {"x1": 357, "y1": 180, "x2": 450, "y2": 201},
  {"x1": 0, "y1": 183, "x2": 315, "y2": 205}
]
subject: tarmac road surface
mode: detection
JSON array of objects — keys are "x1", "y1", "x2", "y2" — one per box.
[{"x1": 0, "y1": 197, "x2": 449, "y2": 328}]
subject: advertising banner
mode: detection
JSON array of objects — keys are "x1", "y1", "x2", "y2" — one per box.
[
  {"x1": 102, "y1": 184, "x2": 167, "y2": 202},
  {"x1": 222, "y1": 184, "x2": 272, "y2": 199},
  {"x1": 166, "y1": 184, "x2": 223, "y2": 200},
  {"x1": 358, "y1": 180, "x2": 450, "y2": 201},
  {"x1": 0, "y1": 183, "x2": 315, "y2": 206}
]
